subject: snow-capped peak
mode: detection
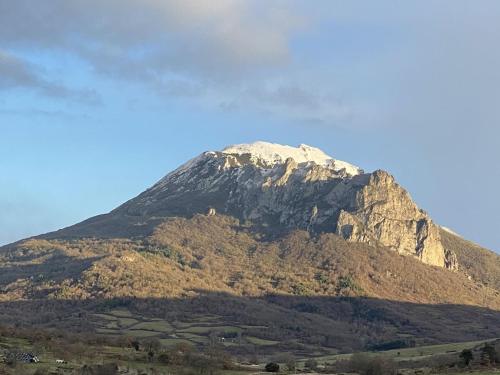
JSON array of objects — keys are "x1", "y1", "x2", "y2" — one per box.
[{"x1": 222, "y1": 141, "x2": 361, "y2": 175}]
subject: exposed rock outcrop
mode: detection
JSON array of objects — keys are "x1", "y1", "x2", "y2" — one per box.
[
  {"x1": 334, "y1": 170, "x2": 448, "y2": 268},
  {"x1": 444, "y1": 248, "x2": 459, "y2": 271},
  {"x1": 50, "y1": 142, "x2": 456, "y2": 270}
]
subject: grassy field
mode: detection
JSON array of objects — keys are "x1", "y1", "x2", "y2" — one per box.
[
  {"x1": 1, "y1": 328, "x2": 500, "y2": 375},
  {"x1": 246, "y1": 336, "x2": 279, "y2": 346},
  {"x1": 296, "y1": 338, "x2": 495, "y2": 367},
  {"x1": 1, "y1": 307, "x2": 498, "y2": 374},
  {"x1": 91, "y1": 308, "x2": 275, "y2": 351},
  {"x1": 0, "y1": 332, "x2": 254, "y2": 375},
  {"x1": 89, "y1": 308, "x2": 500, "y2": 373}
]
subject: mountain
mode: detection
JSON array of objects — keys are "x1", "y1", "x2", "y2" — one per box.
[
  {"x1": 1, "y1": 141, "x2": 500, "y2": 354},
  {"x1": 45, "y1": 142, "x2": 454, "y2": 269}
]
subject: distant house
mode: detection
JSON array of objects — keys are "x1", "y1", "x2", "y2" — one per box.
[{"x1": 5, "y1": 351, "x2": 40, "y2": 363}]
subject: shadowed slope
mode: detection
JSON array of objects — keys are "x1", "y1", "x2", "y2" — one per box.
[{"x1": 0, "y1": 294, "x2": 499, "y2": 354}]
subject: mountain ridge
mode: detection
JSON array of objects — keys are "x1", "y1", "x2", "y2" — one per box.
[
  {"x1": 26, "y1": 141, "x2": 455, "y2": 269},
  {"x1": 1, "y1": 142, "x2": 500, "y2": 353}
]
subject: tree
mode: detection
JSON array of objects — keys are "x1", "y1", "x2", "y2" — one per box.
[
  {"x1": 129, "y1": 339, "x2": 140, "y2": 351},
  {"x1": 265, "y1": 362, "x2": 280, "y2": 372},
  {"x1": 349, "y1": 353, "x2": 397, "y2": 375},
  {"x1": 284, "y1": 354, "x2": 296, "y2": 372},
  {"x1": 368, "y1": 356, "x2": 397, "y2": 375},
  {"x1": 142, "y1": 338, "x2": 162, "y2": 361},
  {"x1": 481, "y1": 343, "x2": 498, "y2": 366},
  {"x1": 304, "y1": 358, "x2": 318, "y2": 371},
  {"x1": 143, "y1": 338, "x2": 161, "y2": 353},
  {"x1": 459, "y1": 349, "x2": 473, "y2": 367},
  {"x1": 190, "y1": 354, "x2": 218, "y2": 375},
  {"x1": 349, "y1": 353, "x2": 371, "y2": 374},
  {"x1": 164, "y1": 342, "x2": 194, "y2": 365}
]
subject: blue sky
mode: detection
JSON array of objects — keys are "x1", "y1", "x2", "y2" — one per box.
[{"x1": 1, "y1": 1, "x2": 499, "y2": 251}]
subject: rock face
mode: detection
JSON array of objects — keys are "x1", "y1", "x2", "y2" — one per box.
[
  {"x1": 55, "y1": 141, "x2": 457, "y2": 269},
  {"x1": 334, "y1": 171, "x2": 449, "y2": 268},
  {"x1": 444, "y1": 249, "x2": 459, "y2": 271}
]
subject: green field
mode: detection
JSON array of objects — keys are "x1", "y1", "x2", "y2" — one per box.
[
  {"x1": 299, "y1": 338, "x2": 494, "y2": 366},
  {"x1": 246, "y1": 336, "x2": 279, "y2": 346},
  {"x1": 130, "y1": 321, "x2": 173, "y2": 332},
  {"x1": 1, "y1": 327, "x2": 499, "y2": 375},
  {"x1": 0, "y1": 332, "x2": 253, "y2": 375},
  {"x1": 91, "y1": 308, "x2": 273, "y2": 351},
  {"x1": 65, "y1": 308, "x2": 500, "y2": 375}
]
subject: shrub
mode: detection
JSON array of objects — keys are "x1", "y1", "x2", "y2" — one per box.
[
  {"x1": 291, "y1": 283, "x2": 308, "y2": 296},
  {"x1": 129, "y1": 339, "x2": 140, "y2": 351},
  {"x1": 314, "y1": 272, "x2": 329, "y2": 284},
  {"x1": 157, "y1": 352, "x2": 170, "y2": 364},
  {"x1": 285, "y1": 355, "x2": 296, "y2": 372},
  {"x1": 265, "y1": 362, "x2": 280, "y2": 372},
  {"x1": 459, "y1": 349, "x2": 473, "y2": 367},
  {"x1": 481, "y1": 343, "x2": 498, "y2": 365},
  {"x1": 336, "y1": 275, "x2": 362, "y2": 295}
]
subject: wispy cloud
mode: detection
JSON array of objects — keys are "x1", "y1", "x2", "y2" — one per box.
[
  {"x1": 0, "y1": 50, "x2": 100, "y2": 104},
  {"x1": 1, "y1": 1, "x2": 500, "y2": 130},
  {"x1": 0, "y1": 1, "x2": 347, "y2": 122}
]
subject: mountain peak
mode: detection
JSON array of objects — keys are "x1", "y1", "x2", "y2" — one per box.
[
  {"x1": 40, "y1": 140, "x2": 456, "y2": 270},
  {"x1": 222, "y1": 141, "x2": 362, "y2": 176}
]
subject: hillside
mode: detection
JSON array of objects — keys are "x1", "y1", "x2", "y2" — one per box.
[
  {"x1": 1, "y1": 215, "x2": 500, "y2": 355},
  {"x1": 3, "y1": 214, "x2": 499, "y2": 304},
  {"x1": 1, "y1": 142, "x2": 500, "y2": 355},
  {"x1": 441, "y1": 229, "x2": 500, "y2": 290}
]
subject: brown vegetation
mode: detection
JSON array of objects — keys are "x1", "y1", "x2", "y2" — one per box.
[{"x1": 1, "y1": 215, "x2": 500, "y2": 354}]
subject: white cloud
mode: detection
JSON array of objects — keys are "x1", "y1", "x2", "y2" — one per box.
[
  {"x1": 0, "y1": 1, "x2": 326, "y2": 118},
  {"x1": 0, "y1": 1, "x2": 299, "y2": 75},
  {"x1": 0, "y1": 49, "x2": 99, "y2": 103}
]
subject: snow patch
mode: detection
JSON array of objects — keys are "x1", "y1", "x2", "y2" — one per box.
[
  {"x1": 222, "y1": 141, "x2": 361, "y2": 176},
  {"x1": 441, "y1": 226, "x2": 462, "y2": 238}
]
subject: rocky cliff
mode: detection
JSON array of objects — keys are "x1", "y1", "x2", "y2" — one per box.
[
  {"x1": 334, "y1": 170, "x2": 457, "y2": 269},
  {"x1": 51, "y1": 141, "x2": 456, "y2": 270}
]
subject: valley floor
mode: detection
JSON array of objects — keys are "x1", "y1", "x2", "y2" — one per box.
[{"x1": 1, "y1": 324, "x2": 499, "y2": 375}]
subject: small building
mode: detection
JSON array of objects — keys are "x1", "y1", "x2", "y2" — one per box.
[{"x1": 5, "y1": 351, "x2": 39, "y2": 363}]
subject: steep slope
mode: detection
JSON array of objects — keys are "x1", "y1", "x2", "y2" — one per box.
[
  {"x1": 441, "y1": 228, "x2": 500, "y2": 289},
  {"x1": 1, "y1": 215, "x2": 494, "y2": 303},
  {"x1": 42, "y1": 142, "x2": 452, "y2": 269}
]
